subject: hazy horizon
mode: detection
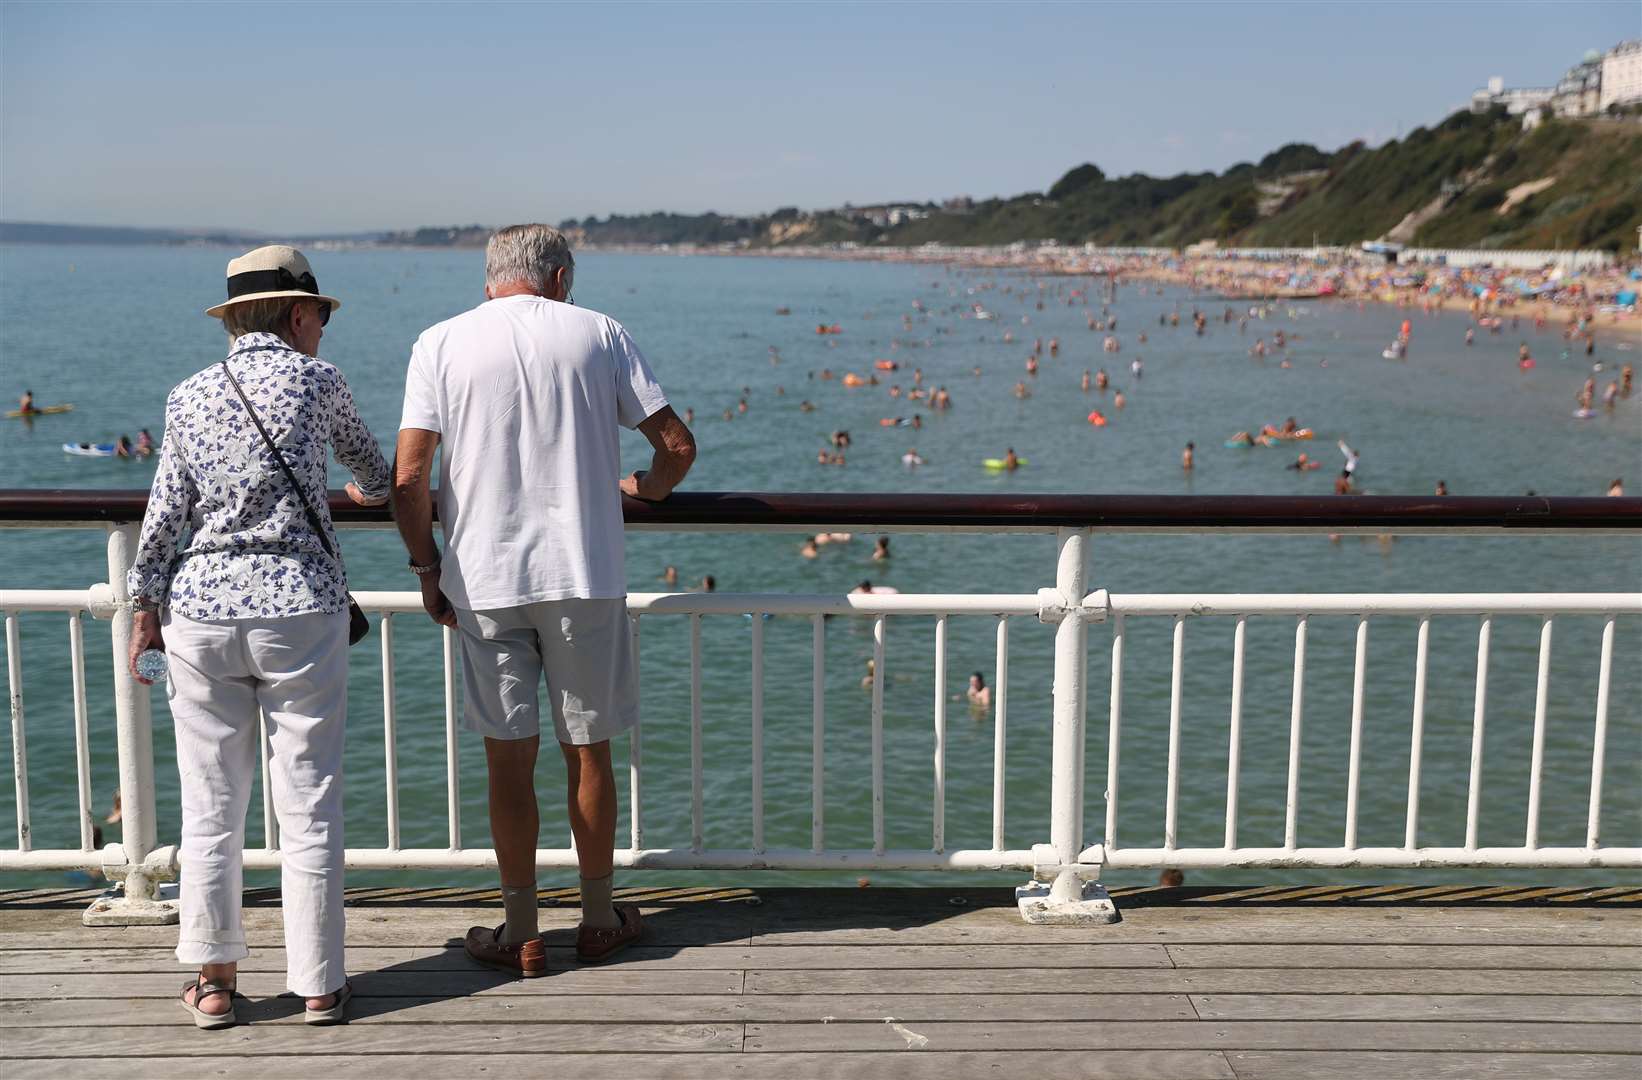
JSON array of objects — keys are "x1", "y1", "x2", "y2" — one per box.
[{"x1": 3, "y1": 1, "x2": 1637, "y2": 234}]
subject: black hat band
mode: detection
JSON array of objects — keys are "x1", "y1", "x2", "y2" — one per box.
[{"x1": 226, "y1": 267, "x2": 320, "y2": 300}]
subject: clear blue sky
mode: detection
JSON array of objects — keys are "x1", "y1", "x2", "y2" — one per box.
[{"x1": 2, "y1": 1, "x2": 1636, "y2": 233}]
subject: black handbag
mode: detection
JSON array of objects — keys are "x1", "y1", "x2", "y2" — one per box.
[{"x1": 220, "y1": 360, "x2": 370, "y2": 646}]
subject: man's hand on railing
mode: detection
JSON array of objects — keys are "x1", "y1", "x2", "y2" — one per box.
[
  {"x1": 128, "y1": 609, "x2": 165, "y2": 686},
  {"x1": 419, "y1": 571, "x2": 458, "y2": 628}
]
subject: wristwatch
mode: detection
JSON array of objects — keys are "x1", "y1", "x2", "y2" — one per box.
[
  {"x1": 408, "y1": 556, "x2": 441, "y2": 576},
  {"x1": 134, "y1": 598, "x2": 161, "y2": 614}
]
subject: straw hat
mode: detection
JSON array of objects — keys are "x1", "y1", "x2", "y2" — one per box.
[{"x1": 204, "y1": 245, "x2": 342, "y2": 318}]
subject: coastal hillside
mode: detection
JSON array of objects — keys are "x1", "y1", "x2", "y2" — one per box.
[{"x1": 551, "y1": 108, "x2": 1640, "y2": 253}]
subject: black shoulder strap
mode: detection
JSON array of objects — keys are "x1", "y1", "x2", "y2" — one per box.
[{"x1": 219, "y1": 360, "x2": 338, "y2": 560}]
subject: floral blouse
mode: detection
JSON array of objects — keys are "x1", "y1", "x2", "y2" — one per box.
[{"x1": 128, "y1": 332, "x2": 391, "y2": 620}]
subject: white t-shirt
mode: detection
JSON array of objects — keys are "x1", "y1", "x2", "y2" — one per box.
[{"x1": 400, "y1": 295, "x2": 669, "y2": 610}]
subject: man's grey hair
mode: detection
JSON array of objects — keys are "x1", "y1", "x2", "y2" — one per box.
[
  {"x1": 486, "y1": 224, "x2": 575, "y2": 295},
  {"x1": 221, "y1": 297, "x2": 296, "y2": 341}
]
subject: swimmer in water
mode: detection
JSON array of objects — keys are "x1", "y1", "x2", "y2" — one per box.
[
  {"x1": 18, "y1": 390, "x2": 36, "y2": 416},
  {"x1": 1002, "y1": 447, "x2": 1020, "y2": 471},
  {"x1": 1334, "y1": 470, "x2": 1353, "y2": 495},
  {"x1": 1013, "y1": 381, "x2": 1030, "y2": 399},
  {"x1": 800, "y1": 537, "x2": 819, "y2": 559},
  {"x1": 662, "y1": 565, "x2": 680, "y2": 586},
  {"x1": 1182, "y1": 442, "x2": 1194, "y2": 471},
  {"x1": 872, "y1": 536, "x2": 890, "y2": 561},
  {"x1": 1113, "y1": 390, "x2": 1126, "y2": 409},
  {"x1": 1435, "y1": 480, "x2": 1449, "y2": 496},
  {"x1": 966, "y1": 672, "x2": 992, "y2": 709},
  {"x1": 1095, "y1": 369, "x2": 1109, "y2": 390},
  {"x1": 1081, "y1": 369, "x2": 1092, "y2": 392},
  {"x1": 902, "y1": 448, "x2": 925, "y2": 467},
  {"x1": 1130, "y1": 358, "x2": 1143, "y2": 378}
]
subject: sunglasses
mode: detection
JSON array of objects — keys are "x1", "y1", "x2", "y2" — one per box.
[{"x1": 314, "y1": 300, "x2": 332, "y2": 327}]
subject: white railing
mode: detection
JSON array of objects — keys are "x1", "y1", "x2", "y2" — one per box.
[{"x1": 1, "y1": 495, "x2": 1639, "y2": 925}]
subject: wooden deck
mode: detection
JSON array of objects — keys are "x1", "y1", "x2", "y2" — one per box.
[{"x1": 1, "y1": 883, "x2": 1638, "y2": 1078}]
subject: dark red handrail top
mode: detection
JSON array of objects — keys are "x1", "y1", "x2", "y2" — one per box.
[{"x1": 0, "y1": 488, "x2": 1638, "y2": 530}]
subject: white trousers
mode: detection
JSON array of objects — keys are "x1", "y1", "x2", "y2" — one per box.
[{"x1": 164, "y1": 608, "x2": 348, "y2": 997}]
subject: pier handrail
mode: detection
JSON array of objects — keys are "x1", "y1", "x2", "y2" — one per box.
[
  {"x1": 1, "y1": 489, "x2": 1638, "y2": 926},
  {"x1": 1, "y1": 488, "x2": 1639, "y2": 531}
]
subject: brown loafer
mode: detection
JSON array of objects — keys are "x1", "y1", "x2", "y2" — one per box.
[
  {"x1": 577, "y1": 904, "x2": 643, "y2": 963},
  {"x1": 464, "y1": 923, "x2": 547, "y2": 978}
]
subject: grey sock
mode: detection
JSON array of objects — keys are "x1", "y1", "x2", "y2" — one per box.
[
  {"x1": 579, "y1": 874, "x2": 620, "y2": 929},
  {"x1": 499, "y1": 883, "x2": 539, "y2": 945}
]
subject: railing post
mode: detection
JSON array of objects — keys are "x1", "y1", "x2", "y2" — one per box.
[
  {"x1": 1017, "y1": 527, "x2": 1117, "y2": 925},
  {"x1": 83, "y1": 523, "x2": 178, "y2": 926}
]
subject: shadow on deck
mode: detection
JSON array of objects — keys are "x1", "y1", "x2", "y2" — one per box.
[{"x1": 0, "y1": 884, "x2": 1638, "y2": 1078}]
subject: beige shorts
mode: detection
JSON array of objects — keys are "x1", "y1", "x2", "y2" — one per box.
[{"x1": 454, "y1": 598, "x2": 638, "y2": 746}]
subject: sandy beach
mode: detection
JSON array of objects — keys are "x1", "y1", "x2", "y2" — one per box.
[{"x1": 653, "y1": 242, "x2": 1642, "y2": 345}]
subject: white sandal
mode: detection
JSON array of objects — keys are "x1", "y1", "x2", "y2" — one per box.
[
  {"x1": 304, "y1": 980, "x2": 352, "y2": 1025},
  {"x1": 180, "y1": 976, "x2": 237, "y2": 1030}
]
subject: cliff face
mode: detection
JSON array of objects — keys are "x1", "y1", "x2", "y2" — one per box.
[{"x1": 379, "y1": 109, "x2": 1642, "y2": 254}]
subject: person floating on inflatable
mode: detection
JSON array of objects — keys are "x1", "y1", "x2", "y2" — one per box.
[{"x1": 1088, "y1": 410, "x2": 1107, "y2": 427}]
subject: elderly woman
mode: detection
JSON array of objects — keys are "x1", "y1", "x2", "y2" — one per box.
[{"x1": 127, "y1": 245, "x2": 390, "y2": 1029}]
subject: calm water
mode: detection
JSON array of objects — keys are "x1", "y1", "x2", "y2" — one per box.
[{"x1": 1, "y1": 245, "x2": 1638, "y2": 891}]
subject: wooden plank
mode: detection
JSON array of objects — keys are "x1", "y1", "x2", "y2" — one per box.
[
  {"x1": 743, "y1": 1020, "x2": 1642, "y2": 1053},
  {"x1": 2, "y1": 902, "x2": 1633, "y2": 949},
  {"x1": 0, "y1": 1051, "x2": 1241, "y2": 1080},
  {"x1": 0, "y1": 968, "x2": 742, "y2": 999},
  {"x1": 1191, "y1": 993, "x2": 1642, "y2": 1023},
  {"x1": 0, "y1": 992, "x2": 1198, "y2": 1028},
  {"x1": 1166, "y1": 943, "x2": 1642, "y2": 970},
  {"x1": 0, "y1": 946, "x2": 448, "y2": 974},
  {"x1": 1225, "y1": 1051, "x2": 1642, "y2": 1080},
  {"x1": 1, "y1": 1022, "x2": 744, "y2": 1058},
  {"x1": 748, "y1": 908, "x2": 1640, "y2": 946},
  {"x1": 0, "y1": 908, "x2": 757, "y2": 950},
  {"x1": 0, "y1": 941, "x2": 1170, "y2": 974},
  {"x1": 747, "y1": 967, "x2": 1642, "y2": 996}
]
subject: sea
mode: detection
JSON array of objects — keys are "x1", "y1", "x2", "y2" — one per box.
[{"x1": 1, "y1": 244, "x2": 1638, "y2": 892}]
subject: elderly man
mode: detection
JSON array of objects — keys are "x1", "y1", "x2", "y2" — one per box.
[{"x1": 394, "y1": 224, "x2": 694, "y2": 975}]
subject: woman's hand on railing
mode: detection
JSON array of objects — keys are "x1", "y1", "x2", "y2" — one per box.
[
  {"x1": 419, "y1": 571, "x2": 458, "y2": 628},
  {"x1": 345, "y1": 481, "x2": 388, "y2": 508},
  {"x1": 128, "y1": 610, "x2": 165, "y2": 686}
]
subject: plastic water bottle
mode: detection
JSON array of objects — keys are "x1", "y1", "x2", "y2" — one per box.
[{"x1": 135, "y1": 649, "x2": 168, "y2": 683}]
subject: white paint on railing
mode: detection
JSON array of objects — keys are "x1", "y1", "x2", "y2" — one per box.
[
  {"x1": 69, "y1": 613, "x2": 92, "y2": 851},
  {"x1": 1344, "y1": 618, "x2": 1368, "y2": 851},
  {"x1": 1406, "y1": 617, "x2": 1431, "y2": 850},
  {"x1": 1588, "y1": 617, "x2": 1615, "y2": 850},
  {"x1": 1164, "y1": 617, "x2": 1184, "y2": 852},
  {"x1": 1, "y1": 517, "x2": 1639, "y2": 920},
  {"x1": 1224, "y1": 617, "x2": 1246, "y2": 850},
  {"x1": 381, "y1": 614, "x2": 401, "y2": 851},
  {"x1": 870, "y1": 614, "x2": 885, "y2": 856},
  {"x1": 1104, "y1": 614, "x2": 1124, "y2": 852},
  {"x1": 1525, "y1": 618, "x2": 1553, "y2": 850},
  {"x1": 1046, "y1": 528, "x2": 1090, "y2": 905},
  {"x1": 932, "y1": 614, "x2": 947, "y2": 854},
  {"x1": 7, "y1": 612, "x2": 29, "y2": 852},
  {"x1": 1465, "y1": 616, "x2": 1492, "y2": 851},
  {"x1": 991, "y1": 616, "x2": 1008, "y2": 853},
  {"x1": 750, "y1": 613, "x2": 764, "y2": 855},
  {"x1": 810, "y1": 613, "x2": 824, "y2": 854},
  {"x1": 1284, "y1": 616, "x2": 1307, "y2": 851}
]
